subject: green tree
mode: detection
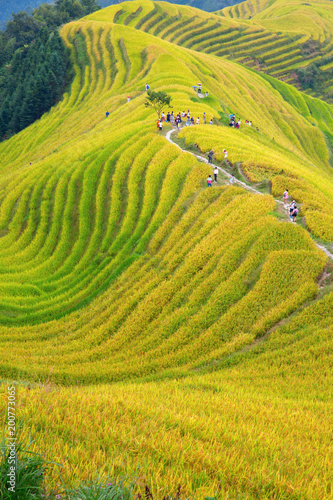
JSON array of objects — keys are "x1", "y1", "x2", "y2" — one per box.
[
  {"x1": 81, "y1": 0, "x2": 101, "y2": 14},
  {"x1": 144, "y1": 90, "x2": 172, "y2": 118},
  {"x1": 6, "y1": 12, "x2": 45, "y2": 48}
]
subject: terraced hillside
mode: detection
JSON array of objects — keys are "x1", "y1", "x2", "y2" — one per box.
[
  {"x1": 1, "y1": 2, "x2": 333, "y2": 498},
  {"x1": 92, "y1": 0, "x2": 333, "y2": 102}
]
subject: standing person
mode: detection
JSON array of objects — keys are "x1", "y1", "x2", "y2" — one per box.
[
  {"x1": 145, "y1": 83, "x2": 149, "y2": 91},
  {"x1": 167, "y1": 112, "x2": 170, "y2": 122},
  {"x1": 187, "y1": 109, "x2": 191, "y2": 119},
  {"x1": 208, "y1": 149, "x2": 214, "y2": 164},
  {"x1": 229, "y1": 175, "x2": 235, "y2": 185},
  {"x1": 161, "y1": 112, "x2": 165, "y2": 122},
  {"x1": 209, "y1": 118, "x2": 213, "y2": 125},
  {"x1": 223, "y1": 149, "x2": 228, "y2": 161},
  {"x1": 170, "y1": 111, "x2": 174, "y2": 124},
  {"x1": 198, "y1": 83, "x2": 202, "y2": 93},
  {"x1": 283, "y1": 189, "x2": 289, "y2": 207},
  {"x1": 196, "y1": 117, "x2": 199, "y2": 125},
  {"x1": 191, "y1": 116, "x2": 194, "y2": 125},
  {"x1": 106, "y1": 111, "x2": 109, "y2": 118},
  {"x1": 207, "y1": 175, "x2": 212, "y2": 187},
  {"x1": 203, "y1": 112, "x2": 206, "y2": 124},
  {"x1": 214, "y1": 166, "x2": 218, "y2": 183},
  {"x1": 157, "y1": 119, "x2": 161, "y2": 131},
  {"x1": 127, "y1": 97, "x2": 130, "y2": 103},
  {"x1": 159, "y1": 120, "x2": 163, "y2": 131},
  {"x1": 182, "y1": 111, "x2": 185, "y2": 118}
]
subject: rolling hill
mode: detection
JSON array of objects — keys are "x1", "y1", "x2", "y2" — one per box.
[
  {"x1": 1, "y1": 1, "x2": 333, "y2": 498},
  {"x1": 95, "y1": 0, "x2": 333, "y2": 103},
  {"x1": 0, "y1": 0, "x2": 238, "y2": 28}
]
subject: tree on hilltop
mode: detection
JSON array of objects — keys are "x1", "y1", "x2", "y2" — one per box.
[{"x1": 144, "y1": 90, "x2": 172, "y2": 118}]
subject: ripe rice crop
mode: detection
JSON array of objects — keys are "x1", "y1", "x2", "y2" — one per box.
[{"x1": 0, "y1": 4, "x2": 333, "y2": 498}]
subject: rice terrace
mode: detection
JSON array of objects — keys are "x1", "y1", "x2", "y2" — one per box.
[{"x1": 1, "y1": 0, "x2": 333, "y2": 498}]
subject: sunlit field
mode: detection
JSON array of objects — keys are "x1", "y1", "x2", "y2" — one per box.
[{"x1": 1, "y1": 2, "x2": 333, "y2": 498}]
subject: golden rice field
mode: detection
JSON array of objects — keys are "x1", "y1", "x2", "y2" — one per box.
[
  {"x1": 90, "y1": 0, "x2": 333, "y2": 102},
  {"x1": 1, "y1": 2, "x2": 333, "y2": 498}
]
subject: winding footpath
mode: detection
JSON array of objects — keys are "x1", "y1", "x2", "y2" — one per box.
[{"x1": 166, "y1": 128, "x2": 333, "y2": 261}]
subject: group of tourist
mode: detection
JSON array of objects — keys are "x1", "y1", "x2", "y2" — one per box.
[
  {"x1": 192, "y1": 83, "x2": 209, "y2": 97},
  {"x1": 283, "y1": 189, "x2": 298, "y2": 222},
  {"x1": 207, "y1": 149, "x2": 233, "y2": 186},
  {"x1": 208, "y1": 149, "x2": 228, "y2": 164},
  {"x1": 159, "y1": 110, "x2": 214, "y2": 129},
  {"x1": 229, "y1": 115, "x2": 259, "y2": 131},
  {"x1": 207, "y1": 172, "x2": 235, "y2": 187}
]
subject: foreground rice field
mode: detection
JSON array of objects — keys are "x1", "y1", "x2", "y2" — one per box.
[{"x1": 1, "y1": 2, "x2": 333, "y2": 498}]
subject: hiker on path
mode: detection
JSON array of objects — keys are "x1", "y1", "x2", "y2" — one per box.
[
  {"x1": 290, "y1": 205, "x2": 298, "y2": 222},
  {"x1": 106, "y1": 111, "x2": 109, "y2": 118},
  {"x1": 208, "y1": 149, "x2": 214, "y2": 164},
  {"x1": 145, "y1": 83, "x2": 149, "y2": 91},
  {"x1": 207, "y1": 175, "x2": 212, "y2": 187},
  {"x1": 229, "y1": 175, "x2": 235, "y2": 185},
  {"x1": 203, "y1": 112, "x2": 206, "y2": 124},
  {"x1": 161, "y1": 112, "x2": 165, "y2": 122},
  {"x1": 214, "y1": 166, "x2": 218, "y2": 183},
  {"x1": 167, "y1": 112, "x2": 171, "y2": 122},
  {"x1": 289, "y1": 200, "x2": 296, "y2": 219},
  {"x1": 191, "y1": 116, "x2": 194, "y2": 125},
  {"x1": 283, "y1": 189, "x2": 289, "y2": 207}
]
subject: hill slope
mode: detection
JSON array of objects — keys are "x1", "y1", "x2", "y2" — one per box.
[
  {"x1": 93, "y1": 0, "x2": 333, "y2": 103},
  {"x1": 1, "y1": 2, "x2": 333, "y2": 498},
  {"x1": 0, "y1": 0, "x2": 238, "y2": 27}
]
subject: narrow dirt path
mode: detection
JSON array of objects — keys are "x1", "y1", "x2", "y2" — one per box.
[{"x1": 166, "y1": 128, "x2": 333, "y2": 261}]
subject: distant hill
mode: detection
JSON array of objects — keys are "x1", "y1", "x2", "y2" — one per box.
[{"x1": 0, "y1": 0, "x2": 239, "y2": 28}]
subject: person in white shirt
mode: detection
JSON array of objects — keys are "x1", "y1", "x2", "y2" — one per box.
[
  {"x1": 229, "y1": 175, "x2": 235, "y2": 185},
  {"x1": 214, "y1": 166, "x2": 218, "y2": 182},
  {"x1": 196, "y1": 117, "x2": 199, "y2": 125}
]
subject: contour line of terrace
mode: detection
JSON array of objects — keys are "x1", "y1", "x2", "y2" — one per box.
[{"x1": 165, "y1": 128, "x2": 333, "y2": 261}]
